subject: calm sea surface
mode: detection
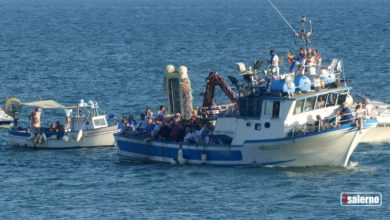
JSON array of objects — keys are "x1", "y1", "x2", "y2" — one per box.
[{"x1": 0, "y1": 0, "x2": 389, "y2": 219}]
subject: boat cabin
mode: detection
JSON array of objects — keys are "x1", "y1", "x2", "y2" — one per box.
[{"x1": 214, "y1": 84, "x2": 352, "y2": 145}]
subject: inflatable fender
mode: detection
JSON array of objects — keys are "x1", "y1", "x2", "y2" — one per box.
[
  {"x1": 76, "y1": 130, "x2": 83, "y2": 142},
  {"x1": 295, "y1": 75, "x2": 311, "y2": 92},
  {"x1": 177, "y1": 147, "x2": 186, "y2": 165},
  {"x1": 283, "y1": 81, "x2": 296, "y2": 94},
  {"x1": 62, "y1": 135, "x2": 70, "y2": 142},
  {"x1": 42, "y1": 133, "x2": 47, "y2": 142}
]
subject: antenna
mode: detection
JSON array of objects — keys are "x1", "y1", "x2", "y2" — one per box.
[
  {"x1": 265, "y1": 0, "x2": 315, "y2": 49},
  {"x1": 265, "y1": 0, "x2": 298, "y2": 36}
]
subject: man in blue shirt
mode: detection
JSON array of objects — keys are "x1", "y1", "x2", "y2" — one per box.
[
  {"x1": 118, "y1": 116, "x2": 130, "y2": 135},
  {"x1": 341, "y1": 102, "x2": 353, "y2": 124}
]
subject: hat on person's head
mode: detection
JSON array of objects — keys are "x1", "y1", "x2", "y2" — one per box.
[{"x1": 175, "y1": 113, "x2": 181, "y2": 117}]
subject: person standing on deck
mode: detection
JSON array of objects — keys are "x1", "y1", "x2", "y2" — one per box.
[
  {"x1": 269, "y1": 49, "x2": 280, "y2": 77},
  {"x1": 29, "y1": 107, "x2": 41, "y2": 133},
  {"x1": 290, "y1": 48, "x2": 306, "y2": 75}
]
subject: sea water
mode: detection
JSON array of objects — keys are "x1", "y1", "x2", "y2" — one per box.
[{"x1": 0, "y1": 0, "x2": 389, "y2": 219}]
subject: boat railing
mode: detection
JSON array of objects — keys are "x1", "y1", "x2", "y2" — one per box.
[
  {"x1": 285, "y1": 111, "x2": 366, "y2": 138},
  {"x1": 199, "y1": 103, "x2": 238, "y2": 119}
]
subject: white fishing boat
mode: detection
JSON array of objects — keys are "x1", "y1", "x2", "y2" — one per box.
[
  {"x1": 0, "y1": 108, "x2": 13, "y2": 127},
  {"x1": 115, "y1": 14, "x2": 379, "y2": 167},
  {"x1": 8, "y1": 99, "x2": 119, "y2": 149}
]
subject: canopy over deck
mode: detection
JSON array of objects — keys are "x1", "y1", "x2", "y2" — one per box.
[{"x1": 23, "y1": 100, "x2": 66, "y2": 109}]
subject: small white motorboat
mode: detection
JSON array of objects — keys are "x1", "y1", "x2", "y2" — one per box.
[
  {"x1": 0, "y1": 108, "x2": 13, "y2": 127},
  {"x1": 8, "y1": 99, "x2": 119, "y2": 149}
]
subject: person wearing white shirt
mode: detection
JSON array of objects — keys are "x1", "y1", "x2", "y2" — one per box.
[
  {"x1": 362, "y1": 99, "x2": 374, "y2": 119},
  {"x1": 183, "y1": 126, "x2": 193, "y2": 144},
  {"x1": 270, "y1": 49, "x2": 280, "y2": 77}
]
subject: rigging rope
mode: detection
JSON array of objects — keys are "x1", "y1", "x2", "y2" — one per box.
[{"x1": 265, "y1": 0, "x2": 298, "y2": 36}]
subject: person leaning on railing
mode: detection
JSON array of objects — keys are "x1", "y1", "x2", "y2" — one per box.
[
  {"x1": 340, "y1": 102, "x2": 353, "y2": 125},
  {"x1": 355, "y1": 104, "x2": 366, "y2": 131}
]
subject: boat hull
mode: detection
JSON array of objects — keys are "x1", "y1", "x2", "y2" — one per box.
[
  {"x1": 8, "y1": 126, "x2": 119, "y2": 149},
  {"x1": 361, "y1": 117, "x2": 390, "y2": 143},
  {"x1": 115, "y1": 121, "x2": 377, "y2": 167}
]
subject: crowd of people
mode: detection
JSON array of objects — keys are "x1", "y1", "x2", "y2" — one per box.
[
  {"x1": 338, "y1": 98, "x2": 374, "y2": 128},
  {"x1": 314, "y1": 98, "x2": 375, "y2": 132},
  {"x1": 269, "y1": 47, "x2": 321, "y2": 78},
  {"x1": 117, "y1": 105, "x2": 214, "y2": 144}
]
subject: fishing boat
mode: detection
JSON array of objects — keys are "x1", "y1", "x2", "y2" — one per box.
[
  {"x1": 0, "y1": 108, "x2": 13, "y2": 127},
  {"x1": 115, "y1": 9, "x2": 379, "y2": 166},
  {"x1": 115, "y1": 69, "x2": 377, "y2": 166},
  {"x1": 8, "y1": 99, "x2": 119, "y2": 149}
]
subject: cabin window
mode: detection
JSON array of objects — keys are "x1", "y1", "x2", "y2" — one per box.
[
  {"x1": 93, "y1": 118, "x2": 107, "y2": 127},
  {"x1": 272, "y1": 101, "x2": 280, "y2": 118},
  {"x1": 316, "y1": 95, "x2": 327, "y2": 109},
  {"x1": 255, "y1": 123, "x2": 261, "y2": 130},
  {"x1": 326, "y1": 93, "x2": 338, "y2": 107},
  {"x1": 239, "y1": 95, "x2": 262, "y2": 118},
  {"x1": 294, "y1": 99, "x2": 305, "y2": 114},
  {"x1": 263, "y1": 100, "x2": 273, "y2": 116},
  {"x1": 304, "y1": 97, "x2": 316, "y2": 112}
]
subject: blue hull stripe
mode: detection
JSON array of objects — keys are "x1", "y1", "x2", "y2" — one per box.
[
  {"x1": 8, "y1": 129, "x2": 31, "y2": 137},
  {"x1": 116, "y1": 140, "x2": 243, "y2": 161}
]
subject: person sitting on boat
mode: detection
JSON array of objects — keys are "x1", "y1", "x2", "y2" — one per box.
[
  {"x1": 157, "y1": 105, "x2": 165, "y2": 121},
  {"x1": 29, "y1": 107, "x2": 41, "y2": 133},
  {"x1": 145, "y1": 107, "x2": 153, "y2": 119},
  {"x1": 55, "y1": 121, "x2": 65, "y2": 139},
  {"x1": 362, "y1": 99, "x2": 374, "y2": 119},
  {"x1": 314, "y1": 115, "x2": 325, "y2": 131},
  {"x1": 146, "y1": 118, "x2": 155, "y2": 134},
  {"x1": 157, "y1": 121, "x2": 171, "y2": 141},
  {"x1": 340, "y1": 102, "x2": 353, "y2": 125},
  {"x1": 269, "y1": 49, "x2": 280, "y2": 77},
  {"x1": 56, "y1": 121, "x2": 64, "y2": 132},
  {"x1": 193, "y1": 124, "x2": 206, "y2": 144},
  {"x1": 355, "y1": 104, "x2": 366, "y2": 131},
  {"x1": 316, "y1": 96, "x2": 326, "y2": 109},
  {"x1": 49, "y1": 122, "x2": 57, "y2": 132},
  {"x1": 183, "y1": 126, "x2": 194, "y2": 144},
  {"x1": 118, "y1": 116, "x2": 130, "y2": 135},
  {"x1": 128, "y1": 114, "x2": 137, "y2": 131},
  {"x1": 136, "y1": 114, "x2": 148, "y2": 133},
  {"x1": 169, "y1": 115, "x2": 183, "y2": 141},
  {"x1": 151, "y1": 119, "x2": 161, "y2": 139}
]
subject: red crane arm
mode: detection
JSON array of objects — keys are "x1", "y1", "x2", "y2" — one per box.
[{"x1": 202, "y1": 72, "x2": 238, "y2": 108}]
